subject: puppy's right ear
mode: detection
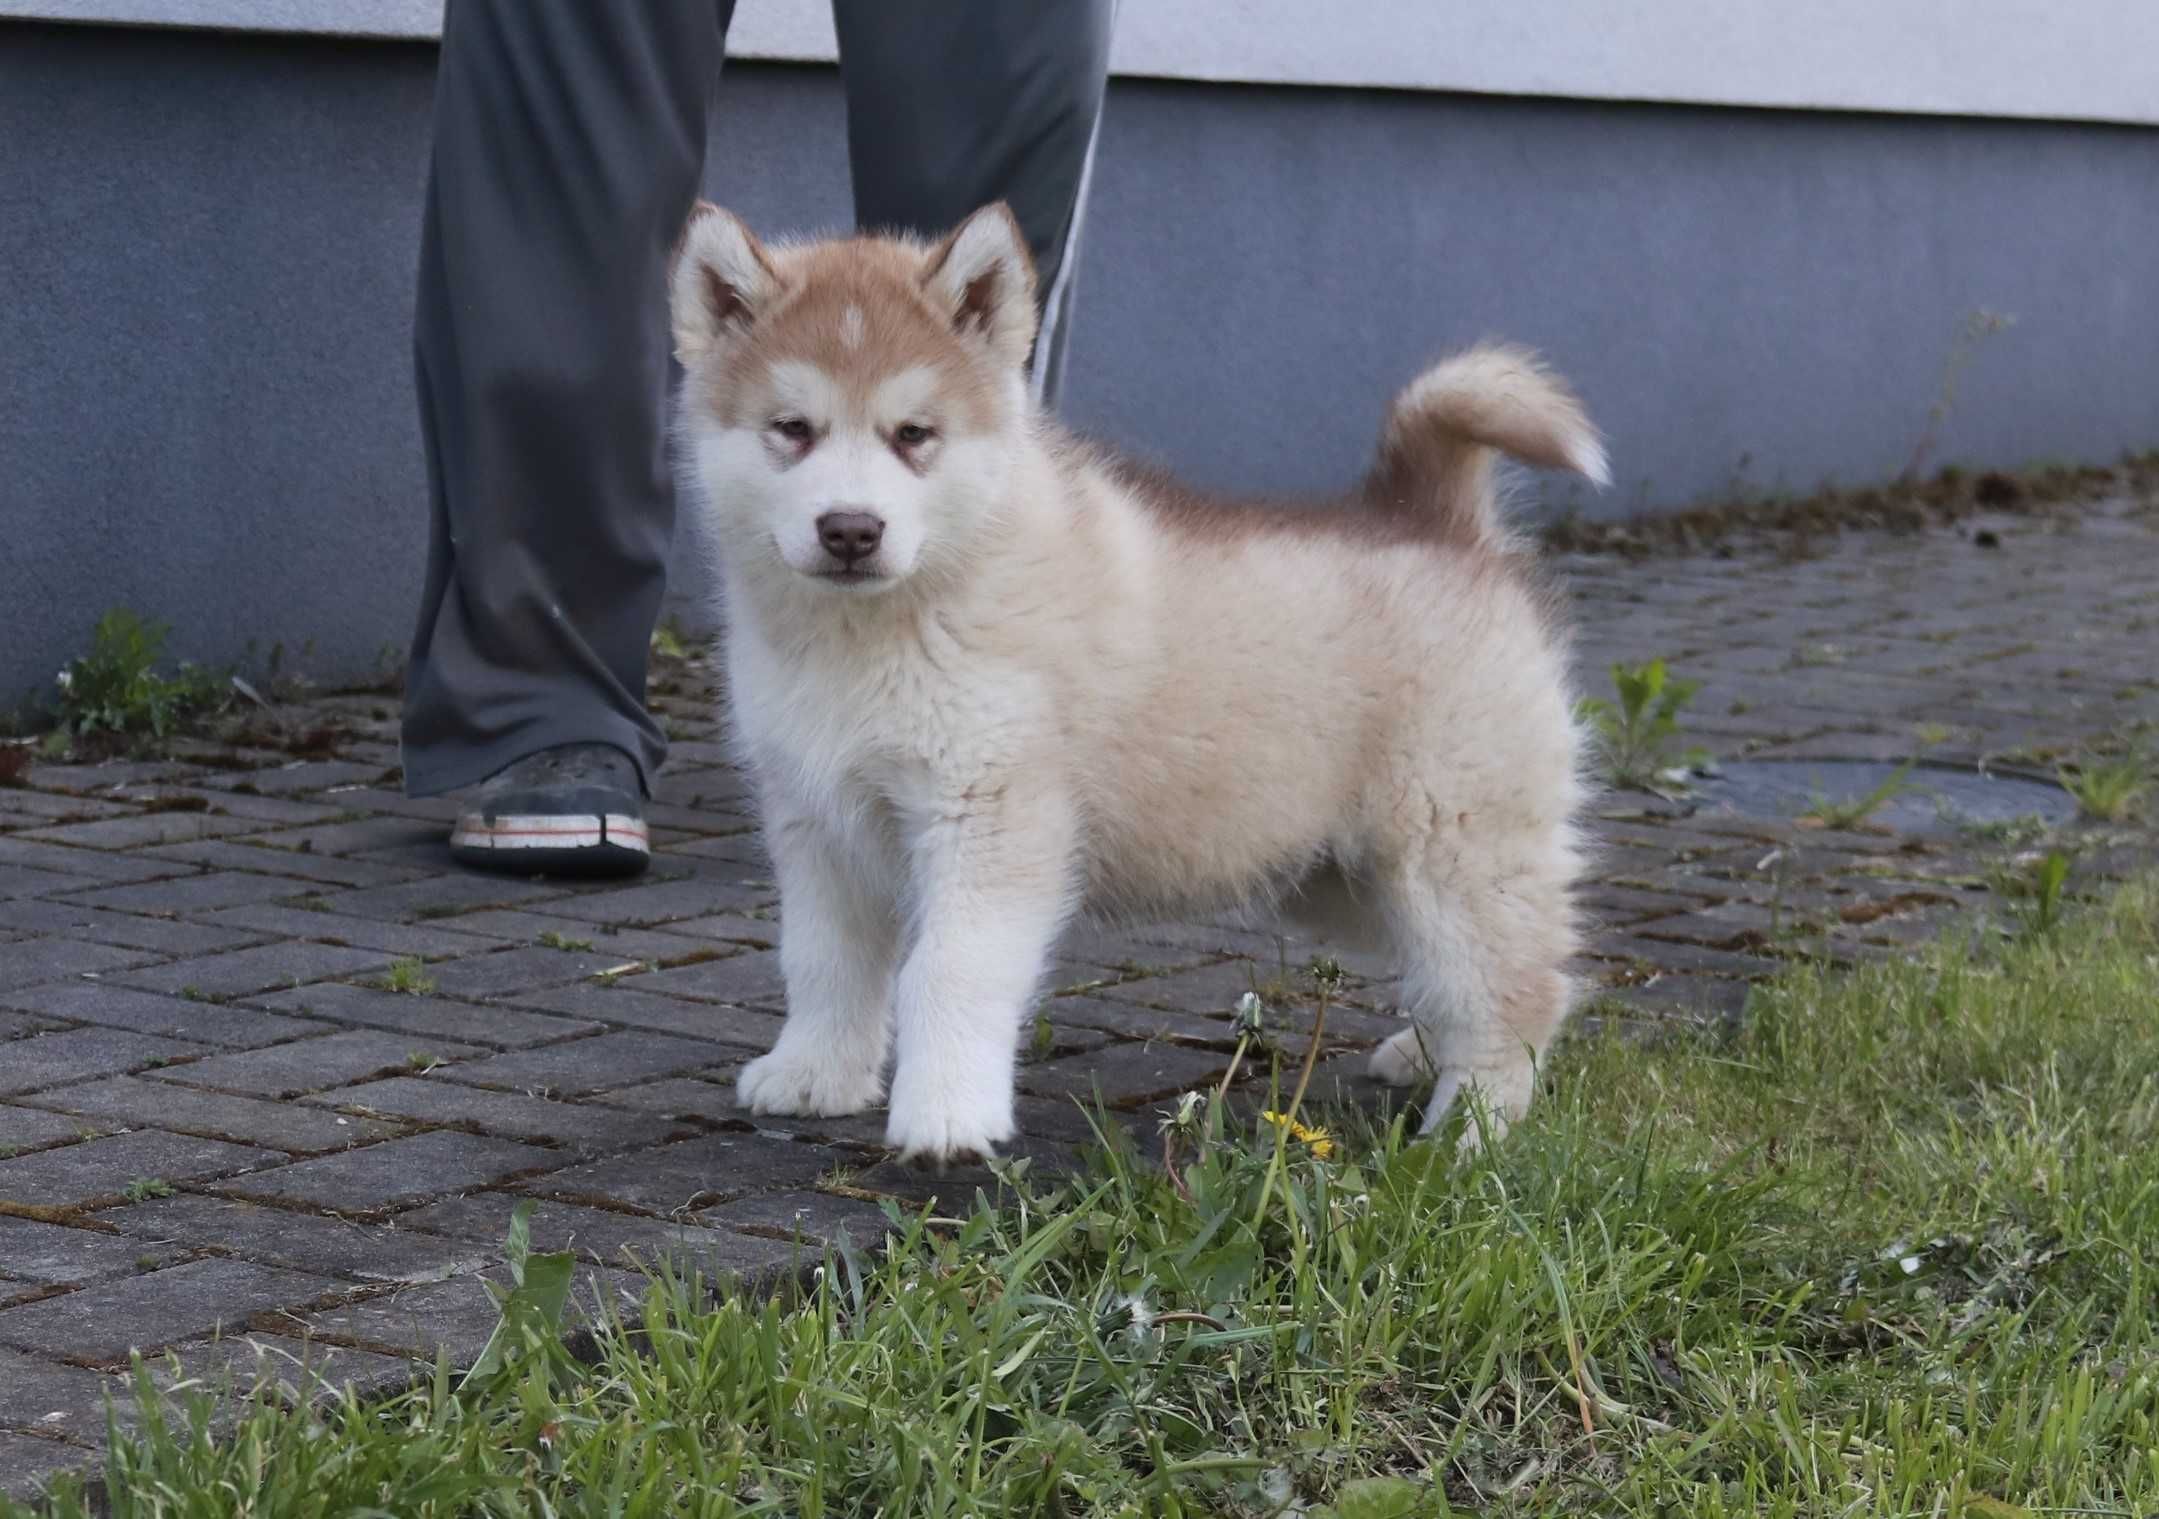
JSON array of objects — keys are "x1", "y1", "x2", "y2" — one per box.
[{"x1": 670, "y1": 202, "x2": 777, "y2": 362}]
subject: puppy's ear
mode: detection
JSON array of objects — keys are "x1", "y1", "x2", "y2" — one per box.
[
  {"x1": 922, "y1": 203, "x2": 1038, "y2": 370},
  {"x1": 671, "y1": 202, "x2": 778, "y2": 362}
]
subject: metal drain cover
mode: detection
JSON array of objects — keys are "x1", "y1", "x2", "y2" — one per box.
[{"x1": 1690, "y1": 759, "x2": 2076, "y2": 835}]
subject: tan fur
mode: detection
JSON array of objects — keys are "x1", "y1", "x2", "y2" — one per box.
[{"x1": 670, "y1": 203, "x2": 1603, "y2": 1159}]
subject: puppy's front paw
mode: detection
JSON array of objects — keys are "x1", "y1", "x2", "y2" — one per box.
[
  {"x1": 737, "y1": 1041, "x2": 884, "y2": 1117},
  {"x1": 883, "y1": 1076, "x2": 1015, "y2": 1165},
  {"x1": 1367, "y1": 1026, "x2": 1437, "y2": 1087},
  {"x1": 1418, "y1": 1063, "x2": 1534, "y2": 1151}
]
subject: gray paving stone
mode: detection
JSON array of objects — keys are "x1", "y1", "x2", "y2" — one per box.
[
  {"x1": 440, "y1": 1031, "x2": 734, "y2": 1096},
  {"x1": 1018, "y1": 1042, "x2": 1233, "y2": 1109},
  {"x1": 14, "y1": 814, "x2": 264, "y2": 850},
  {"x1": 150, "y1": 1029, "x2": 485, "y2": 1099},
  {"x1": 23, "y1": 1075, "x2": 393, "y2": 1154},
  {"x1": 0, "y1": 863, "x2": 113, "y2": 899},
  {"x1": 0, "y1": 1106, "x2": 99, "y2": 1153},
  {"x1": 192, "y1": 904, "x2": 498, "y2": 959},
  {"x1": 0, "y1": 898, "x2": 264, "y2": 957},
  {"x1": 1, "y1": 983, "x2": 328, "y2": 1048},
  {"x1": 505, "y1": 980, "x2": 784, "y2": 1046},
  {"x1": 591, "y1": 1076, "x2": 750, "y2": 1128},
  {"x1": 111, "y1": 941, "x2": 394, "y2": 1001},
  {"x1": 95, "y1": 787, "x2": 346, "y2": 827},
  {"x1": 0, "y1": 938, "x2": 160, "y2": 993},
  {"x1": 0, "y1": 1348, "x2": 122, "y2": 1443},
  {"x1": 0, "y1": 1010, "x2": 58, "y2": 1041},
  {"x1": 63, "y1": 872, "x2": 314, "y2": 916},
  {"x1": 0, "y1": 1027, "x2": 210, "y2": 1098},
  {"x1": 0, "y1": 1216, "x2": 166, "y2": 1284},
  {"x1": 139, "y1": 838, "x2": 428, "y2": 888},
  {"x1": 609, "y1": 950, "x2": 786, "y2": 1008},
  {"x1": 0, "y1": 836, "x2": 189, "y2": 883},
  {"x1": 100, "y1": 1196, "x2": 486, "y2": 1284},
  {"x1": 641, "y1": 911, "x2": 777, "y2": 946},
  {"x1": 533, "y1": 876, "x2": 770, "y2": 927},
  {"x1": 214, "y1": 1130, "x2": 563, "y2": 1213},
  {"x1": 190, "y1": 759, "x2": 384, "y2": 796},
  {"x1": 253, "y1": 981, "x2": 596, "y2": 1051},
  {"x1": 0, "y1": 1257, "x2": 341, "y2": 1365},
  {"x1": 0, "y1": 1130, "x2": 280, "y2": 1207},
  {"x1": 311, "y1": 874, "x2": 570, "y2": 923},
  {"x1": 0, "y1": 789, "x2": 137, "y2": 825},
  {"x1": 532, "y1": 1132, "x2": 841, "y2": 1213},
  {"x1": 313, "y1": 1076, "x2": 679, "y2": 1152},
  {"x1": 402, "y1": 1194, "x2": 794, "y2": 1276},
  {"x1": 1040, "y1": 993, "x2": 1243, "y2": 1047},
  {"x1": 0, "y1": 1429, "x2": 98, "y2": 1502},
  {"x1": 699, "y1": 1188, "x2": 895, "y2": 1247},
  {"x1": 425, "y1": 910, "x2": 708, "y2": 960},
  {"x1": 233, "y1": 815, "x2": 442, "y2": 859},
  {"x1": 422, "y1": 945, "x2": 646, "y2": 999},
  {"x1": 284, "y1": 1275, "x2": 504, "y2": 1361}
]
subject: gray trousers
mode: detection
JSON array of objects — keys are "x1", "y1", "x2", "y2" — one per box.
[{"x1": 401, "y1": 1, "x2": 1115, "y2": 798}]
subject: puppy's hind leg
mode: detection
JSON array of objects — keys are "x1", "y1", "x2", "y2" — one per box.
[{"x1": 1369, "y1": 850, "x2": 1577, "y2": 1146}]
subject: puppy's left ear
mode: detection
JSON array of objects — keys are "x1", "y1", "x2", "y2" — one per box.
[{"x1": 923, "y1": 203, "x2": 1039, "y2": 370}]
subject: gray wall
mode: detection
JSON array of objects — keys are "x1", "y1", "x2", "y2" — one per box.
[{"x1": 4, "y1": 20, "x2": 2156, "y2": 709}]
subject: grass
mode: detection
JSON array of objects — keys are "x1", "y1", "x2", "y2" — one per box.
[
  {"x1": 2060, "y1": 754, "x2": 2152, "y2": 824},
  {"x1": 119, "y1": 1178, "x2": 175, "y2": 1203},
  {"x1": 16, "y1": 881, "x2": 2159, "y2": 1517},
  {"x1": 377, "y1": 957, "x2": 437, "y2": 995},
  {"x1": 1798, "y1": 757, "x2": 1919, "y2": 831}
]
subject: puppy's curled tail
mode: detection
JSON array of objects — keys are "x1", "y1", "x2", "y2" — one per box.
[{"x1": 1372, "y1": 344, "x2": 1609, "y2": 548}]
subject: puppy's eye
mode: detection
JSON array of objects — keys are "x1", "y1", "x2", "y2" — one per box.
[
  {"x1": 772, "y1": 417, "x2": 813, "y2": 443},
  {"x1": 893, "y1": 422, "x2": 934, "y2": 448}
]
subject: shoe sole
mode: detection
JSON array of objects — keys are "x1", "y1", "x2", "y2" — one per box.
[{"x1": 449, "y1": 812, "x2": 651, "y2": 879}]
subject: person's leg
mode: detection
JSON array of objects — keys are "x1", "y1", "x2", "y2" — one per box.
[
  {"x1": 830, "y1": 0, "x2": 1116, "y2": 410},
  {"x1": 403, "y1": 0, "x2": 733, "y2": 872}
]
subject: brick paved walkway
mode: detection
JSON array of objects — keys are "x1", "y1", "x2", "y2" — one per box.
[{"x1": 4, "y1": 498, "x2": 2156, "y2": 1498}]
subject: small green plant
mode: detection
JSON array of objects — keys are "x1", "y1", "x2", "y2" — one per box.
[
  {"x1": 537, "y1": 930, "x2": 595, "y2": 953},
  {"x1": 1575, "y1": 658, "x2": 1707, "y2": 792},
  {"x1": 1800, "y1": 758, "x2": 1919, "y2": 831},
  {"x1": 52, "y1": 608, "x2": 227, "y2": 747},
  {"x1": 177, "y1": 986, "x2": 213, "y2": 1004},
  {"x1": 2059, "y1": 754, "x2": 2151, "y2": 823},
  {"x1": 380, "y1": 958, "x2": 436, "y2": 995},
  {"x1": 460, "y1": 1199, "x2": 579, "y2": 1392},
  {"x1": 122, "y1": 1178, "x2": 176, "y2": 1202},
  {"x1": 407, "y1": 1050, "x2": 443, "y2": 1072},
  {"x1": 1027, "y1": 1013, "x2": 1056, "y2": 1061},
  {"x1": 134, "y1": 1254, "x2": 160, "y2": 1272},
  {"x1": 2030, "y1": 849, "x2": 2073, "y2": 934}
]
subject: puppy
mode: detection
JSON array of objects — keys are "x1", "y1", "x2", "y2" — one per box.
[{"x1": 669, "y1": 201, "x2": 1602, "y2": 1162}]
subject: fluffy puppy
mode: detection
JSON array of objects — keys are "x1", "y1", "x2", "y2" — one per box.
[{"x1": 669, "y1": 201, "x2": 1603, "y2": 1161}]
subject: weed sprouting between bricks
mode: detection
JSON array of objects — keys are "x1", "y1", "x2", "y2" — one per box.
[{"x1": 1575, "y1": 657, "x2": 1711, "y2": 794}]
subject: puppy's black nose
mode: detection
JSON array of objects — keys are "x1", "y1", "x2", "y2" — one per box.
[{"x1": 816, "y1": 510, "x2": 884, "y2": 565}]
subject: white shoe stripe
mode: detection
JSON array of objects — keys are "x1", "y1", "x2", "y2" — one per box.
[{"x1": 452, "y1": 813, "x2": 649, "y2": 854}]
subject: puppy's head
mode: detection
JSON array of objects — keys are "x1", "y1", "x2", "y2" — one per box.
[{"x1": 670, "y1": 203, "x2": 1038, "y2": 595}]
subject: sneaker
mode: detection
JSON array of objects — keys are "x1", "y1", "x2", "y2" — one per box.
[{"x1": 449, "y1": 742, "x2": 651, "y2": 878}]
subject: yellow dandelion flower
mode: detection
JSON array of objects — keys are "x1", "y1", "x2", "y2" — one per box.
[{"x1": 1260, "y1": 1110, "x2": 1336, "y2": 1160}]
